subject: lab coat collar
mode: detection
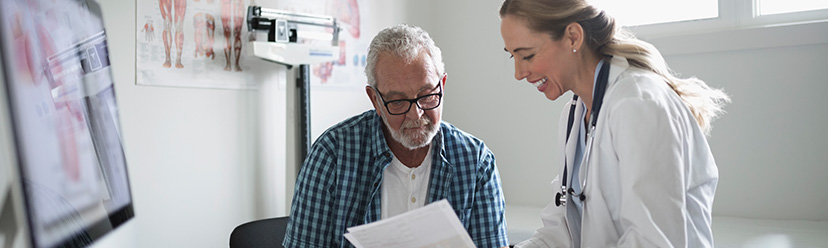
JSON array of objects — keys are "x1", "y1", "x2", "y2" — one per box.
[{"x1": 606, "y1": 55, "x2": 629, "y2": 92}]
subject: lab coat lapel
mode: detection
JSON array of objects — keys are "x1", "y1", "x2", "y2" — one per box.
[{"x1": 562, "y1": 97, "x2": 585, "y2": 246}]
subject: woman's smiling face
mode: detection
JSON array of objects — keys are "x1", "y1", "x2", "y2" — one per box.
[{"x1": 501, "y1": 15, "x2": 576, "y2": 101}]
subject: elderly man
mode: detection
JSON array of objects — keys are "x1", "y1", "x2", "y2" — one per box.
[{"x1": 283, "y1": 24, "x2": 509, "y2": 248}]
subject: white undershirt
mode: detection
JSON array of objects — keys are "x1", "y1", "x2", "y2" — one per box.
[{"x1": 381, "y1": 148, "x2": 433, "y2": 219}]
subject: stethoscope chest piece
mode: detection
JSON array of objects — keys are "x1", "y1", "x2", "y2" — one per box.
[
  {"x1": 555, "y1": 185, "x2": 587, "y2": 207},
  {"x1": 555, "y1": 188, "x2": 567, "y2": 207}
]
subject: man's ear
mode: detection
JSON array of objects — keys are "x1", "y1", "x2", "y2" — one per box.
[
  {"x1": 565, "y1": 22, "x2": 585, "y2": 52},
  {"x1": 366, "y1": 85, "x2": 382, "y2": 116}
]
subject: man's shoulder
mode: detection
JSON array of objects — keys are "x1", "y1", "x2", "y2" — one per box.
[
  {"x1": 331, "y1": 110, "x2": 376, "y2": 128},
  {"x1": 439, "y1": 121, "x2": 487, "y2": 153},
  {"x1": 440, "y1": 121, "x2": 481, "y2": 141},
  {"x1": 320, "y1": 110, "x2": 378, "y2": 138}
]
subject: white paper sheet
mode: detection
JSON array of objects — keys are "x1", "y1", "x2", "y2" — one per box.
[{"x1": 343, "y1": 199, "x2": 475, "y2": 248}]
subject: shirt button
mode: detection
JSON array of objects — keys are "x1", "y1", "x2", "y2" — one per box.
[
  {"x1": 411, "y1": 197, "x2": 416, "y2": 203},
  {"x1": 411, "y1": 174, "x2": 416, "y2": 180}
]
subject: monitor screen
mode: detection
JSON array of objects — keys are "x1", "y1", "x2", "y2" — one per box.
[{"x1": 0, "y1": 0, "x2": 134, "y2": 247}]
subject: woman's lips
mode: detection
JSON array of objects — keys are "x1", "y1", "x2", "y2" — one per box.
[{"x1": 531, "y1": 77, "x2": 548, "y2": 92}]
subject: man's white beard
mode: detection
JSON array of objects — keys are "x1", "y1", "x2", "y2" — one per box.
[{"x1": 382, "y1": 112, "x2": 439, "y2": 150}]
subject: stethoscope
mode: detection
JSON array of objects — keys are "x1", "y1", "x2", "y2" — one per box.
[{"x1": 555, "y1": 58, "x2": 611, "y2": 207}]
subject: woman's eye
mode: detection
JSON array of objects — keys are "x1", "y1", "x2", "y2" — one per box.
[{"x1": 522, "y1": 54, "x2": 535, "y2": 60}]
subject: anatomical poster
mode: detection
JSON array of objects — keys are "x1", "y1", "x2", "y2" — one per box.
[
  {"x1": 136, "y1": 0, "x2": 369, "y2": 90},
  {"x1": 270, "y1": 0, "x2": 370, "y2": 90}
]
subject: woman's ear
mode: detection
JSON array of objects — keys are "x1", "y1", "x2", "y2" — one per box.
[{"x1": 565, "y1": 22, "x2": 585, "y2": 52}]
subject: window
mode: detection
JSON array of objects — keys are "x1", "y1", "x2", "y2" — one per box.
[
  {"x1": 759, "y1": 0, "x2": 828, "y2": 16},
  {"x1": 591, "y1": 0, "x2": 718, "y2": 26},
  {"x1": 601, "y1": 0, "x2": 828, "y2": 40},
  {"x1": 611, "y1": 0, "x2": 828, "y2": 56}
]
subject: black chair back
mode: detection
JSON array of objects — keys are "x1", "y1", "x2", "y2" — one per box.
[{"x1": 229, "y1": 216, "x2": 289, "y2": 248}]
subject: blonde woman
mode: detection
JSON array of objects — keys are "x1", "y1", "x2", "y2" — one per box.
[{"x1": 499, "y1": 0, "x2": 730, "y2": 247}]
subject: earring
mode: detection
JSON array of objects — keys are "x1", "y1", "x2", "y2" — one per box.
[{"x1": 573, "y1": 49, "x2": 577, "y2": 53}]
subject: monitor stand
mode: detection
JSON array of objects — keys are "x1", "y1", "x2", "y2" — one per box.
[
  {"x1": 0, "y1": 186, "x2": 18, "y2": 248},
  {"x1": 0, "y1": 183, "x2": 26, "y2": 248}
]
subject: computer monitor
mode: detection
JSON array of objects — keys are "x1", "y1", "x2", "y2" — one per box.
[{"x1": 0, "y1": 0, "x2": 135, "y2": 247}]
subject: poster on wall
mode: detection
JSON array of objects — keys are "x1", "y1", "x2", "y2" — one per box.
[
  {"x1": 135, "y1": 0, "x2": 369, "y2": 90},
  {"x1": 270, "y1": 0, "x2": 370, "y2": 90}
]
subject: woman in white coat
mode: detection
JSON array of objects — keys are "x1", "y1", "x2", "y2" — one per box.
[{"x1": 499, "y1": 0, "x2": 731, "y2": 247}]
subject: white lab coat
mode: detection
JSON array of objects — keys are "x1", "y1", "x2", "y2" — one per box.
[{"x1": 516, "y1": 56, "x2": 718, "y2": 248}]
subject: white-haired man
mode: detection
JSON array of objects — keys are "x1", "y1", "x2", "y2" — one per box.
[{"x1": 284, "y1": 24, "x2": 509, "y2": 248}]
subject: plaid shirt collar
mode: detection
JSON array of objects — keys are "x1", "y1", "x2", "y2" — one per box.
[
  {"x1": 366, "y1": 111, "x2": 449, "y2": 167},
  {"x1": 363, "y1": 111, "x2": 454, "y2": 223}
]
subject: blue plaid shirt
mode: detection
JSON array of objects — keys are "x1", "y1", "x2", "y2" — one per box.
[{"x1": 283, "y1": 110, "x2": 508, "y2": 248}]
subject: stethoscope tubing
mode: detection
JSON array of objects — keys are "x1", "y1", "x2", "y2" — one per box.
[{"x1": 556, "y1": 57, "x2": 611, "y2": 207}]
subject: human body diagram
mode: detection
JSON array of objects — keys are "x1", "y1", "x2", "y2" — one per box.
[
  {"x1": 145, "y1": 0, "x2": 247, "y2": 71},
  {"x1": 159, "y1": 0, "x2": 186, "y2": 68},
  {"x1": 141, "y1": 19, "x2": 155, "y2": 42}
]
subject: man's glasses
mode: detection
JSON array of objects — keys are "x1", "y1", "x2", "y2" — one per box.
[{"x1": 374, "y1": 81, "x2": 443, "y2": 115}]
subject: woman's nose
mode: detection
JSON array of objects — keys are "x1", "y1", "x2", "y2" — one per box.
[{"x1": 514, "y1": 62, "x2": 528, "y2": 81}]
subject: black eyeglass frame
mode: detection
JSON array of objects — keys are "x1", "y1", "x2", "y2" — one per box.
[{"x1": 373, "y1": 76, "x2": 445, "y2": 115}]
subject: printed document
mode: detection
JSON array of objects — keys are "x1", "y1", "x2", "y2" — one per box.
[{"x1": 343, "y1": 199, "x2": 475, "y2": 248}]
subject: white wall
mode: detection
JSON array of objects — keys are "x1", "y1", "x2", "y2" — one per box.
[
  {"x1": 421, "y1": 0, "x2": 828, "y2": 222},
  {"x1": 648, "y1": 25, "x2": 828, "y2": 220},
  {"x1": 95, "y1": 1, "x2": 259, "y2": 247},
  {"x1": 423, "y1": 0, "x2": 566, "y2": 209},
  {"x1": 90, "y1": 1, "x2": 411, "y2": 247}
]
